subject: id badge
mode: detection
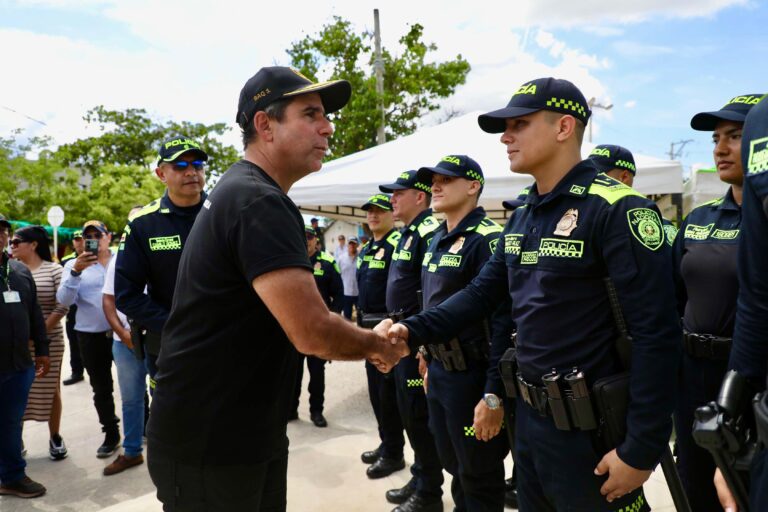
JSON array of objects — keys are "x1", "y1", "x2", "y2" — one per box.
[{"x1": 3, "y1": 290, "x2": 21, "y2": 303}]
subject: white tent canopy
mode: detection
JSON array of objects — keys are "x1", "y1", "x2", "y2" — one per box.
[{"x1": 289, "y1": 112, "x2": 683, "y2": 222}]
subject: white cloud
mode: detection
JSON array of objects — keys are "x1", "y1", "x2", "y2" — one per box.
[{"x1": 625, "y1": 100, "x2": 638, "y2": 108}]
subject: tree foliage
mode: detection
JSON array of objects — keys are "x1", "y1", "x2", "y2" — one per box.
[{"x1": 287, "y1": 17, "x2": 471, "y2": 157}]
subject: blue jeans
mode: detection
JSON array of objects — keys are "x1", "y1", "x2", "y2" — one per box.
[
  {"x1": 0, "y1": 366, "x2": 35, "y2": 484},
  {"x1": 113, "y1": 340, "x2": 147, "y2": 457}
]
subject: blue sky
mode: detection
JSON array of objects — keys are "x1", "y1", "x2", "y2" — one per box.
[{"x1": 1, "y1": 0, "x2": 765, "y2": 173}]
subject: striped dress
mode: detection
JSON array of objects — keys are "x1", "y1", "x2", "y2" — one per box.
[{"x1": 23, "y1": 260, "x2": 68, "y2": 422}]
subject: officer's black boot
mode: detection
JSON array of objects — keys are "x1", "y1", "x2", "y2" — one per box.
[
  {"x1": 392, "y1": 492, "x2": 442, "y2": 512},
  {"x1": 361, "y1": 447, "x2": 381, "y2": 464},
  {"x1": 504, "y1": 475, "x2": 518, "y2": 509},
  {"x1": 386, "y1": 477, "x2": 417, "y2": 504},
  {"x1": 367, "y1": 457, "x2": 406, "y2": 479}
]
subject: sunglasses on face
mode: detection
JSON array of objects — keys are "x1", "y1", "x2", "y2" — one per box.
[
  {"x1": 84, "y1": 233, "x2": 103, "y2": 240},
  {"x1": 9, "y1": 239, "x2": 26, "y2": 247},
  {"x1": 170, "y1": 160, "x2": 205, "y2": 172}
]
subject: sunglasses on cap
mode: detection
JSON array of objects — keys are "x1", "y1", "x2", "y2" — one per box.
[{"x1": 169, "y1": 160, "x2": 206, "y2": 172}]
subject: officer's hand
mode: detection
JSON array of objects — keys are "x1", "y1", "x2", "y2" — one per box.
[
  {"x1": 72, "y1": 251, "x2": 98, "y2": 272},
  {"x1": 594, "y1": 449, "x2": 652, "y2": 503},
  {"x1": 472, "y1": 399, "x2": 504, "y2": 442},
  {"x1": 387, "y1": 322, "x2": 410, "y2": 346},
  {"x1": 416, "y1": 352, "x2": 427, "y2": 377},
  {"x1": 369, "y1": 328, "x2": 409, "y2": 373},
  {"x1": 35, "y1": 355, "x2": 50, "y2": 378},
  {"x1": 713, "y1": 468, "x2": 738, "y2": 512},
  {"x1": 422, "y1": 368, "x2": 429, "y2": 394},
  {"x1": 373, "y1": 318, "x2": 393, "y2": 339}
]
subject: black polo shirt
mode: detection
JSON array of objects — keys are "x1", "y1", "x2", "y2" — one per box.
[{"x1": 146, "y1": 159, "x2": 312, "y2": 465}]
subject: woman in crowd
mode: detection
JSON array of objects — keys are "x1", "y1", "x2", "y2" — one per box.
[{"x1": 11, "y1": 226, "x2": 69, "y2": 460}]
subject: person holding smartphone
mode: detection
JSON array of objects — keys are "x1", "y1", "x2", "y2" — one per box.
[{"x1": 57, "y1": 220, "x2": 120, "y2": 458}]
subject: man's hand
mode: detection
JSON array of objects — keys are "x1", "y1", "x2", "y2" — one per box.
[
  {"x1": 35, "y1": 355, "x2": 50, "y2": 378},
  {"x1": 72, "y1": 251, "x2": 98, "y2": 272},
  {"x1": 369, "y1": 319, "x2": 409, "y2": 373},
  {"x1": 388, "y1": 322, "x2": 410, "y2": 346},
  {"x1": 714, "y1": 468, "x2": 738, "y2": 512},
  {"x1": 423, "y1": 368, "x2": 429, "y2": 393},
  {"x1": 473, "y1": 399, "x2": 504, "y2": 441},
  {"x1": 118, "y1": 328, "x2": 134, "y2": 349},
  {"x1": 594, "y1": 449, "x2": 652, "y2": 503},
  {"x1": 416, "y1": 351, "x2": 427, "y2": 377}
]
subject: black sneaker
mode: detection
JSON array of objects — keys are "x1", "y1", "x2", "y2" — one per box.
[
  {"x1": 49, "y1": 434, "x2": 68, "y2": 460},
  {"x1": 310, "y1": 412, "x2": 328, "y2": 428},
  {"x1": 62, "y1": 373, "x2": 84, "y2": 386},
  {"x1": 0, "y1": 476, "x2": 46, "y2": 498},
  {"x1": 97, "y1": 432, "x2": 120, "y2": 459}
]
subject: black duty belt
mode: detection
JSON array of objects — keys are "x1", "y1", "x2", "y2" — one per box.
[
  {"x1": 358, "y1": 311, "x2": 388, "y2": 329},
  {"x1": 515, "y1": 370, "x2": 598, "y2": 432},
  {"x1": 756, "y1": 392, "x2": 768, "y2": 450},
  {"x1": 683, "y1": 331, "x2": 732, "y2": 361},
  {"x1": 425, "y1": 338, "x2": 488, "y2": 372}
]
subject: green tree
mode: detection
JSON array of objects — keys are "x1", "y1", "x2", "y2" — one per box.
[
  {"x1": 54, "y1": 106, "x2": 239, "y2": 181},
  {"x1": 287, "y1": 17, "x2": 471, "y2": 157}
]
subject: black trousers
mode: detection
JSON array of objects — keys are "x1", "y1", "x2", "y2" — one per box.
[
  {"x1": 365, "y1": 361, "x2": 405, "y2": 460},
  {"x1": 77, "y1": 330, "x2": 119, "y2": 434},
  {"x1": 291, "y1": 354, "x2": 326, "y2": 414},
  {"x1": 148, "y1": 447, "x2": 288, "y2": 512},
  {"x1": 66, "y1": 307, "x2": 83, "y2": 375}
]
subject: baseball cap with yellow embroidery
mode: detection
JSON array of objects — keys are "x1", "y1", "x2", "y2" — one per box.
[
  {"x1": 417, "y1": 155, "x2": 485, "y2": 191},
  {"x1": 378, "y1": 170, "x2": 432, "y2": 195},
  {"x1": 82, "y1": 220, "x2": 108, "y2": 235},
  {"x1": 588, "y1": 144, "x2": 637, "y2": 175},
  {"x1": 236, "y1": 66, "x2": 352, "y2": 129},
  {"x1": 690, "y1": 94, "x2": 765, "y2": 131},
  {"x1": 478, "y1": 77, "x2": 592, "y2": 133},
  {"x1": 157, "y1": 136, "x2": 208, "y2": 165},
  {"x1": 72, "y1": 230, "x2": 83, "y2": 239},
  {"x1": 361, "y1": 194, "x2": 392, "y2": 211}
]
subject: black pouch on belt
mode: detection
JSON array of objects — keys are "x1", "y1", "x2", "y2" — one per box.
[{"x1": 592, "y1": 371, "x2": 630, "y2": 453}]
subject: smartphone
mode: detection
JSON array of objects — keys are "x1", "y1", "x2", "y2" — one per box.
[{"x1": 85, "y1": 239, "x2": 99, "y2": 256}]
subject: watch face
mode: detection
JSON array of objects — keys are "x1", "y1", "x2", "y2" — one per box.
[{"x1": 484, "y1": 394, "x2": 500, "y2": 409}]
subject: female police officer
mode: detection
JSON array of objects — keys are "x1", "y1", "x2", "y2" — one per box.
[{"x1": 672, "y1": 93, "x2": 762, "y2": 511}]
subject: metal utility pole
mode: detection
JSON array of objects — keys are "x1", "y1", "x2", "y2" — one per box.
[
  {"x1": 587, "y1": 97, "x2": 613, "y2": 143},
  {"x1": 668, "y1": 139, "x2": 693, "y2": 160},
  {"x1": 373, "y1": 9, "x2": 386, "y2": 145}
]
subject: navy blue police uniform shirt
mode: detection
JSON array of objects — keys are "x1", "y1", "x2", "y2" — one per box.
[
  {"x1": 673, "y1": 188, "x2": 741, "y2": 336},
  {"x1": 357, "y1": 229, "x2": 401, "y2": 315},
  {"x1": 731, "y1": 96, "x2": 768, "y2": 390},
  {"x1": 402, "y1": 160, "x2": 682, "y2": 470},
  {"x1": 421, "y1": 206, "x2": 512, "y2": 396},
  {"x1": 385, "y1": 208, "x2": 439, "y2": 316},
  {"x1": 115, "y1": 191, "x2": 207, "y2": 337},
  {"x1": 311, "y1": 251, "x2": 344, "y2": 313},
  {"x1": 146, "y1": 160, "x2": 312, "y2": 465}
]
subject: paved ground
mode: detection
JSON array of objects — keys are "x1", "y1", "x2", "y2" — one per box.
[{"x1": 4, "y1": 339, "x2": 680, "y2": 511}]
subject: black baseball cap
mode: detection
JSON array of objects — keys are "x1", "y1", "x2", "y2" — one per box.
[
  {"x1": 157, "y1": 136, "x2": 208, "y2": 165},
  {"x1": 478, "y1": 77, "x2": 592, "y2": 133},
  {"x1": 236, "y1": 66, "x2": 352, "y2": 129},
  {"x1": 0, "y1": 214, "x2": 10, "y2": 231},
  {"x1": 379, "y1": 170, "x2": 432, "y2": 194},
  {"x1": 690, "y1": 94, "x2": 765, "y2": 131},
  {"x1": 417, "y1": 155, "x2": 485, "y2": 189},
  {"x1": 361, "y1": 194, "x2": 392, "y2": 211},
  {"x1": 502, "y1": 186, "x2": 531, "y2": 210},
  {"x1": 588, "y1": 144, "x2": 637, "y2": 175}
]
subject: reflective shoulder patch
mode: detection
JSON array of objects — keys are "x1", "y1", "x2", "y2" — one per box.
[
  {"x1": 386, "y1": 231, "x2": 402, "y2": 249},
  {"x1": 588, "y1": 180, "x2": 643, "y2": 205},
  {"x1": 129, "y1": 198, "x2": 162, "y2": 221},
  {"x1": 318, "y1": 251, "x2": 336, "y2": 264},
  {"x1": 748, "y1": 136, "x2": 768, "y2": 174},
  {"x1": 475, "y1": 217, "x2": 503, "y2": 236},
  {"x1": 626, "y1": 208, "x2": 664, "y2": 250},
  {"x1": 417, "y1": 216, "x2": 440, "y2": 237},
  {"x1": 662, "y1": 221, "x2": 678, "y2": 246}
]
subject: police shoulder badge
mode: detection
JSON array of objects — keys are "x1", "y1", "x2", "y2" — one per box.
[
  {"x1": 554, "y1": 209, "x2": 578, "y2": 236},
  {"x1": 627, "y1": 208, "x2": 664, "y2": 251},
  {"x1": 375, "y1": 247, "x2": 385, "y2": 260},
  {"x1": 449, "y1": 236, "x2": 465, "y2": 254}
]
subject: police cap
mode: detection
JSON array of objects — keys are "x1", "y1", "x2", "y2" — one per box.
[
  {"x1": 157, "y1": 136, "x2": 209, "y2": 166},
  {"x1": 690, "y1": 94, "x2": 765, "y2": 131},
  {"x1": 361, "y1": 194, "x2": 392, "y2": 211},
  {"x1": 417, "y1": 155, "x2": 485, "y2": 189},
  {"x1": 379, "y1": 170, "x2": 432, "y2": 195},
  {"x1": 588, "y1": 144, "x2": 637, "y2": 175}
]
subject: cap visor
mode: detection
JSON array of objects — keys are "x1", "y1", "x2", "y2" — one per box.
[
  {"x1": 283, "y1": 79, "x2": 352, "y2": 114},
  {"x1": 502, "y1": 199, "x2": 525, "y2": 210},
  {"x1": 417, "y1": 166, "x2": 465, "y2": 182},
  {"x1": 161, "y1": 148, "x2": 209, "y2": 163},
  {"x1": 690, "y1": 111, "x2": 747, "y2": 131},
  {"x1": 378, "y1": 183, "x2": 409, "y2": 193},
  {"x1": 478, "y1": 106, "x2": 542, "y2": 133}
]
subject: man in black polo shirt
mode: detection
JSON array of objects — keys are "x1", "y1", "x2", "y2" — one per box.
[{"x1": 146, "y1": 66, "x2": 408, "y2": 511}]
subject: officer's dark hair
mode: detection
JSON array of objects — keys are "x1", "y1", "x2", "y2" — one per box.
[{"x1": 241, "y1": 97, "x2": 292, "y2": 150}]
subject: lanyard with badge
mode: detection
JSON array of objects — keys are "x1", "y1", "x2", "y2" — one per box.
[{"x1": 1, "y1": 255, "x2": 21, "y2": 304}]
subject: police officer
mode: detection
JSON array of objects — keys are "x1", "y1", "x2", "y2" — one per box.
[
  {"x1": 290, "y1": 225, "x2": 344, "y2": 428},
  {"x1": 357, "y1": 194, "x2": 407, "y2": 479},
  {"x1": 389, "y1": 77, "x2": 681, "y2": 511},
  {"x1": 379, "y1": 171, "x2": 443, "y2": 511},
  {"x1": 115, "y1": 136, "x2": 209, "y2": 392},
  {"x1": 713, "y1": 94, "x2": 768, "y2": 511},
  {"x1": 672, "y1": 94, "x2": 761, "y2": 511},
  {"x1": 61, "y1": 230, "x2": 85, "y2": 385},
  {"x1": 587, "y1": 144, "x2": 679, "y2": 244},
  {"x1": 416, "y1": 155, "x2": 511, "y2": 511}
]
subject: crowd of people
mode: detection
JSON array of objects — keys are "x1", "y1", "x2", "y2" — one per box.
[{"x1": 0, "y1": 64, "x2": 766, "y2": 512}]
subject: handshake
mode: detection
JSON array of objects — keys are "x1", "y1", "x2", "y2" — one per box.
[{"x1": 367, "y1": 319, "x2": 412, "y2": 373}]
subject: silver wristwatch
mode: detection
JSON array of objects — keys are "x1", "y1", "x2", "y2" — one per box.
[{"x1": 483, "y1": 393, "x2": 501, "y2": 410}]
